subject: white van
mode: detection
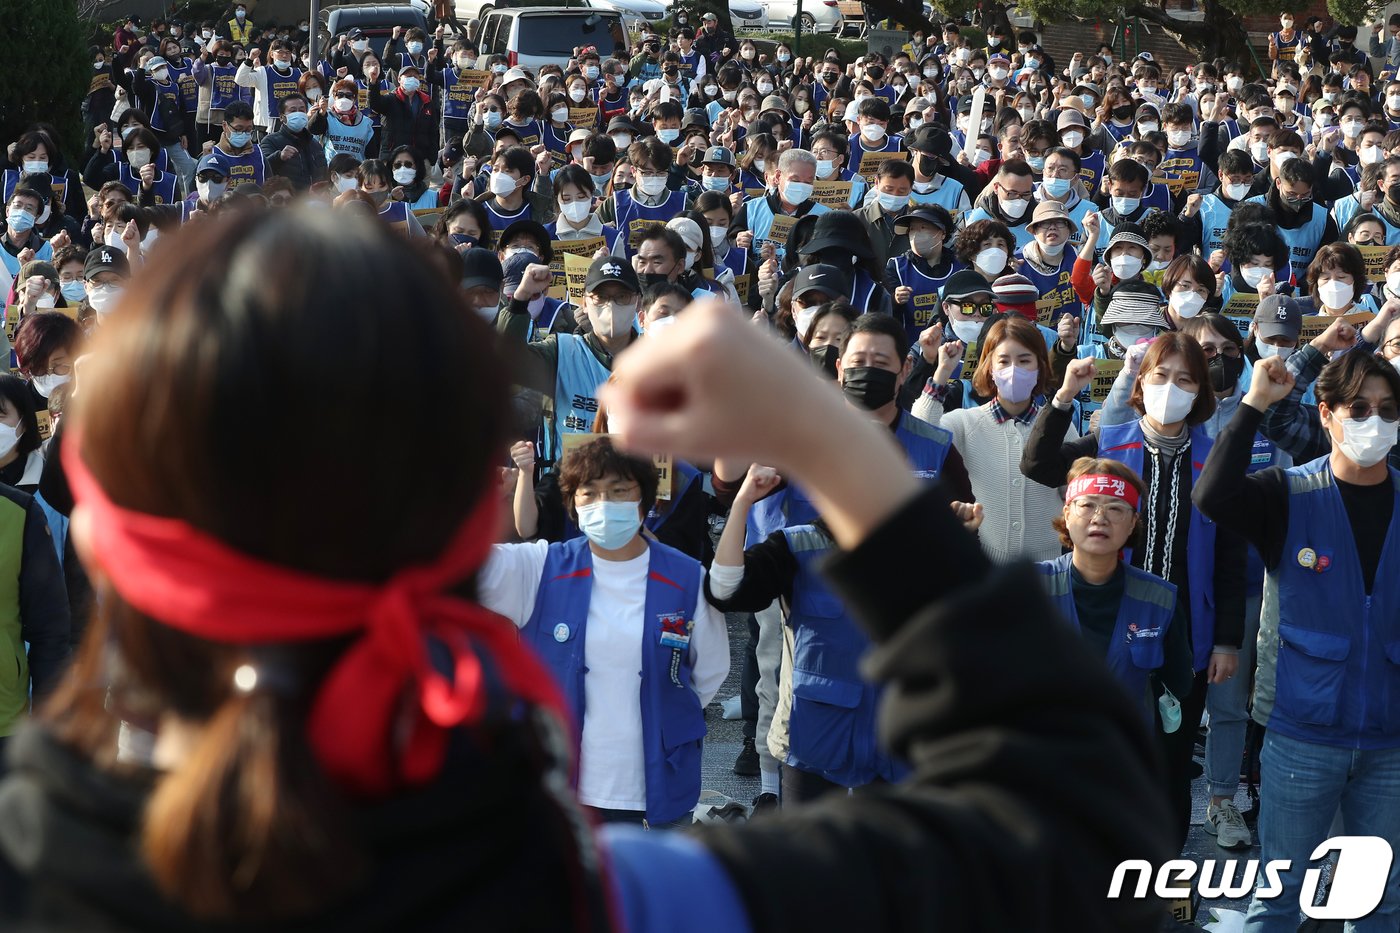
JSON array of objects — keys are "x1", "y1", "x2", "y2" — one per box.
[{"x1": 478, "y1": 7, "x2": 629, "y2": 71}]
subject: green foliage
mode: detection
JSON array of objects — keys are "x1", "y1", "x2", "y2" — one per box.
[
  {"x1": 0, "y1": 0, "x2": 92, "y2": 165},
  {"x1": 1328, "y1": 0, "x2": 1387, "y2": 27}
]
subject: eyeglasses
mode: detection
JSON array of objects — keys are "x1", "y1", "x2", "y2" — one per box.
[
  {"x1": 46, "y1": 362, "x2": 72, "y2": 377},
  {"x1": 1340, "y1": 400, "x2": 1400, "y2": 423},
  {"x1": 1198, "y1": 342, "x2": 1241, "y2": 359},
  {"x1": 995, "y1": 183, "x2": 1032, "y2": 201},
  {"x1": 951, "y1": 301, "x2": 996, "y2": 318},
  {"x1": 392, "y1": 161, "x2": 415, "y2": 170},
  {"x1": 575, "y1": 482, "x2": 641, "y2": 503},
  {"x1": 1070, "y1": 498, "x2": 1136, "y2": 522}
]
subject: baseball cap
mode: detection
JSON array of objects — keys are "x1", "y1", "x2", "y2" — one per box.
[
  {"x1": 702, "y1": 11, "x2": 717, "y2": 20},
  {"x1": 791, "y1": 264, "x2": 850, "y2": 301},
  {"x1": 145, "y1": 55, "x2": 168, "y2": 72},
  {"x1": 460, "y1": 248, "x2": 504, "y2": 291},
  {"x1": 701, "y1": 146, "x2": 735, "y2": 167},
  {"x1": 585, "y1": 256, "x2": 640, "y2": 295},
  {"x1": 567, "y1": 128, "x2": 592, "y2": 145},
  {"x1": 893, "y1": 206, "x2": 953, "y2": 235},
  {"x1": 1255, "y1": 295, "x2": 1303, "y2": 340},
  {"x1": 502, "y1": 250, "x2": 543, "y2": 295},
  {"x1": 498, "y1": 220, "x2": 554, "y2": 266},
  {"x1": 84, "y1": 245, "x2": 130, "y2": 279},
  {"x1": 942, "y1": 269, "x2": 993, "y2": 301},
  {"x1": 196, "y1": 153, "x2": 228, "y2": 178}
]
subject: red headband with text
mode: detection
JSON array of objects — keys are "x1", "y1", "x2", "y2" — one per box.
[{"x1": 1066, "y1": 473, "x2": 1140, "y2": 511}]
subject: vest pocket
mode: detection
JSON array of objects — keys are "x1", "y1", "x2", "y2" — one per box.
[
  {"x1": 789, "y1": 669, "x2": 862, "y2": 772},
  {"x1": 1128, "y1": 631, "x2": 1166, "y2": 671},
  {"x1": 1274, "y1": 623, "x2": 1351, "y2": 727}
]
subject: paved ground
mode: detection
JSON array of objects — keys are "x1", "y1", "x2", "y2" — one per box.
[{"x1": 696, "y1": 610, "x2": 1263, "y2": 928}]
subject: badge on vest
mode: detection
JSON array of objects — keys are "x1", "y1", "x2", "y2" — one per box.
[
  {"x1": 1296, "y1": 547, "x2": 1332, "y2": 573},
  {"x1": 553, "y1": 622, "x2": 571, "y2": 642},
  {"x1": 659, "y1": 612, "x2": 692, "y2": 649}
]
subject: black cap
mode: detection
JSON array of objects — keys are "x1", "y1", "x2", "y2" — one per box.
[
  {"x1": 584, "y1": 256, "x2": 640, "y2": 295},
  {"x1": 498, "y1": 219, "x2": 554, "y2": 266},
  {"x1": 348, "y1": 27, "x2": 364, "y2": 38},
  {"x1": 941, "y1": 269, "x2": 994, "y2": 301},
  {"x1": 460, "y1": 248, "x2": 504, "y2": 290},
  {"x1": 791, "y1": 264, "x2": 851, "y2": 301},
  {"x1": 801, "y1": 212, "x2": 875, "y2": 260},
  {"x1": 893, "y1": 206, "x2": 954, "y2": 236},
  {"x1": 607, "y1": 115, "x2": 637, "y2": 134},
  {"x1": 1255, "y1": 295, "x2": 1303, "y2": 340},
  {"x1": 907, "y1": 124, "x2": 951, "y2": 157},
  {"x1": 84, "y1": 245, "x2": 130, "y2": 279}
]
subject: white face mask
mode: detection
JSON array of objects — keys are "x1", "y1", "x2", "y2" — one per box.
[
  {"x1": 973, "y1": 246, "x2": 1007, "y2": 276},
  {"x1": 552, "y1": 107, "x2": 569, "y2": 123},
  {"x1": 1335, "y1": 414, "x2": 1398, "y2": 467},
  {"x1": 1141, "y1": 380, "x2": 1197, "y2": 425},
  {"x1": 1167, "y1": 130, "x2": 1192, "y2": 149},
  {"x1": 950, "y1": 318, "x2": 983, "y2": 344},
  {"x1": 86, "y1": 284, "x2": 122, "y2": 315},
  {"x1": 489, "y1": 171, "x2": 517, "y2": 196},
  {"x1": 1240, "y1": 265, "x2": 1270, "y2": 288},
  {"x1": 334, "y1": 96, "x2": 355, "y2": 113},
  {"x1": 35, "y1": 293, "x2": 55, "y2": 309},
  {"x1": 335, "y1": 175, "x2": 359, "y2": 193},
  {"x1": 392, "y1": 166, "x2": 416, "y2": 185},
  {"x1": 0, "y1": 423, "x2": 20, "y2": 459},
  {"x1": 1169, "y1": 289, "x2": 1205, "y2": 318},
  {"x1": 561, "y1": 199, "x2": 591, "y2": 223},
  {"x1": 1061, "y1": 130, "x2": 1084, "y2": 148},
  {"x1": 570, "y1": 86, "x2": 587, "y2": 102},
  {"x1": 1317, "y1": 279, "x2": 1353, "y2": 310},
  {"x1": 1110, "y1": 254, "x2": 1143, "y2": 279},
  {"x1": 1138, "y1": 121, "x2": 1159, "y2": 134},
  {"x1": 999, "y1": 195, "x2": 1028, "y2": 219},
  {"x1": 989, "y1": 67, "x2": 1008, "y2": 81},
  {"x1": 1223, "y1": 181, "x2": 1251, "y2": 201},
  {"x1": 1360, "y1": 145, "x2": 1384, "y2": 165},
  {"x1": 794, "y1": 304, "x2": 818, "y2": 338},
  {"x1": 1386, "y1": 271, "x2": 1400, "y2": 296},
  {"x1": 1256, "y1": 342, "x2": 1294, "y2": 361},
  {"x1": 589, "y1": 299, "x2": 636, "y2": 338},
  {"x1": 196, "y1": 179, "x2": 226, "y2": 202},
  {"x1": 860, "y1": 123, "x2": 886, "y2": 142},
  {"x1": 635, "y1": 174, "x2": 667, "y2": 197},
  {"x1": 32, "y1": 372, "x2": 69, "y2": 399},
  {"x1": 127, "y1": 148, "x2": 151, "y2": 169}
]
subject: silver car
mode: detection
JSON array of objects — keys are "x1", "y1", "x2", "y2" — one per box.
[{"x1": 764, "y1": 0, "x2": 842, "y2": 33}]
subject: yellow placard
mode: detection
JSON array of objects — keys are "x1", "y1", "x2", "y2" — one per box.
[
  {"x1": 563, "y1": 251, "x2": 592, "y2": 306},
  {"x1": 1299, "y1": 310, "x2": 1373, "y2": 342},
  {"x1": 559, "y1": 431, "x2": 673, "y2": 497},
  {"x1": 625, "y1": 217, "x2": 668, "y2": 250},
  {"x1": 1220, "y1": 292, "x2": 1259, "y2": 319},
  {"x1": 767, "y1": 214, "x2": 797, "y2": 247},
  {"x1": 856, "y1": 149, "x2": 910, "y2": 181},
  {"x1": 1091, "y1": 358, "x2": 1125, "y2": 404},
  {"x1": 457, "y1": 69, "x2": 491, "y2": 89},
  {"x1": 732, "y1": 273, "x2": 752, "y2": 304},
  {"x1": 569, "y1": 106, "x2": 599, "y2": 126},
  {"x1": 811, "y1": 179, "x2": 854, "y2": 207},
  {"x1": 743, "y1": 187, "x2": 765, "y2": 199},
  {"x1": 1358, "y1": 244, "x2": 1390, "y2": 283},
  {"x1": 34, "y1": 410, "x2": 53, "y2": 442},
  {"x1": 550, "y1": 236, "x2": 606, "y2": 301}
]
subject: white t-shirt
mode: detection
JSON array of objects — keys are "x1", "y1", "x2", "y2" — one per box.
[{"x1": 479, "y1": 540, "x2": 729, "y2": 812}]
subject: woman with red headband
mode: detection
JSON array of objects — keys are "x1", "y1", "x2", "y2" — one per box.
[
  {"x1": 1038, "y1": 457, "x2": 1193, "y2": 725},
  {"x1": 0, "y1": 210, "x2": 1171, "y2": 931}
]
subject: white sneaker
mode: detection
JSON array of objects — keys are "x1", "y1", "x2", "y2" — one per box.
[
  {"x1": 1204, "y1": 800, "x2": 1252, "y2": 850},
  {"x1": 720, "y1": 694, "x2": 742, "y2": 720}
]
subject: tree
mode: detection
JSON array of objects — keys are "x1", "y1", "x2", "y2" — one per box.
[{"x1": 0, "y1": 0, "x2": 92, "y2": 166}]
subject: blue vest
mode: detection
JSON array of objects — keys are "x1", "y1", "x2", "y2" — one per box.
[
  {"x1": 782, "y1": 526, "x2": 908, "y2": 786},
  {"x1": 118, "y1": 162, "x2": 178, "y2": 205},
  {"x1": 603, "y1": 826, "x2": 754, "y2": 933},
  {"x1": 1099, "y1": 419, "x2": 1219, "y2": 671},
  {"x1": 910, "y1": 174, "x2": 965, "y2": 211},
  {"x1": 1016, "y1": 252, "x2": 1081, "y2": 325},
  {"x1": 1158, "y1": 146, "x2": 1202, "y2": 197},
  {"x1": 847, "y1": 133, "x2": 903, "y2": 177},
  {"x1": 263, "y1": 65, "x2": 305, "y2": 117},
  {"x1": 357, "y1": 78, "x2": 389, "y2": 129},
  {"x1": 1198, "y1": 193, "x2": 1235, "y2": 259},
  {"x1": 209, "y1": 63, "x2": 241, "y2": 111},
  {"x1": 1141, "y1": 181, "x2": 1172, "y2": 213},
  {"x1": 167, "y1": 57, "x2": 198, "y2": 113},
  {"x1": 964, "y1": 206, "x2": 1033, "y2": 250},
  {"x1": 1077, "y1": 149, "x2": 1106, "y2": 191},
  {"x1": 1261, "y1": 457, "x2": 1400, "y2": 749},
  {"x1": 646, "y1": 460, "x2": 701, "y2": 539},
  {"x1": 523, "y1": 536, "x2": 706, "y2": 823},
  {"x1": 1245, "y1": 196, "x2": 1329, "y2": 281},
  {"x1": 483, "y1": 198, "x2": 532, "y2": 247},
  {"x1": 213, "y1": 144, "x2": 266, "y2": 190},
  {"x1": 1036, "y1": 552, "x2": 1177, "y2": 723},
  {"x1": 613, "y1": 188, "x2": 689, "y2": 256},
  {"x1": 676, "y1": 49, "x2": 703, "y2": 80},
  {"x1": 547, "y1": 333, "x2": 611, "y2": 463},
  {"x1": 147, "y1": 77, "x2": 183, "y2": 133},
  {"x1": 748, "y1": 411, "x2": 951, "y2": 544},
  {"x1": 441, "y1": 67, "x2": 475, "y2": 121},
  {"x1": 890, "y1": 253, "x2": 955, "y2": 344},
  {"x1": 745, "y1": 195, "x2": 830, "y2": 267},
  {"x1": 1, "y1": 170, "x2": 73, "y2": 211},
  {"x1": 503, "y1": 118, "x2": 543, "y2": 149}
]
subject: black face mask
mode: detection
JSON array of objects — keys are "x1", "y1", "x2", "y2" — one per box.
[
  {"x1": 841, "y1": 366, "x2": 899, "y2": 410},
  {"x1": 811, "y1": 248, "x2": 855, "y2": 269},
  {"x1": 637, "y1": 271, "x2": 672, "y2": 289},
  {"x1": 810, "y1": 344, "x2": 839, "y2": 379},
  {"x1": 915, "y1": 152, "x2": 937, "y2": 176},
  {"x1": 1277, "y1": 187, "x2": 1307, "y2": 212},
  {"x1": 1111, "y1": 105, "x2": 1134, "y2": 121},
  {"x1": 1208, "y1": 353, "x2": 1245, "y2": 394},
  {"x1": 1387, "y1": 182, "x2": 1400, "y2": 205}
]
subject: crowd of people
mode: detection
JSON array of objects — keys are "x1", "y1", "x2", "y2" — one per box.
[{"x1": 0, "y1": 4, "x2": 1395, "y2": 930}]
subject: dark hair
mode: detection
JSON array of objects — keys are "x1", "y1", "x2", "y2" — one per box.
[
  {"x1": 800, "y1": 297, "x2": 858, "y2": 350},
  {"x1": 837, "y1": 310, "x2": 910, "y2": 361},
  {"x1": 1107, "y1": 158, "x2": 1149, "y2": 187},
  {"x1": 356, "y1": 158, "x2": 391, "y2": 187},
  {"x1": 954, "y1": 218, "x2": 1014, "y2": 267},
  {"x1": 223, "y1": 101, "x2": 254, "y2": 123},
  {"x1": 877, "y1": 159, "x2": 915, "y2": 183},
  {"x1": 555, "y1": 435, "x2": 658, "y2": 522},
  {"x1": 1179, "y1": 312, "x2": 1242, "y2": 352},
  {"x1": 42, "y1": 210, "x2": 526, "y2": 921},
  {"x1": 1218, "y1": 148, "x2": 1253, "y2": 177},
  {"x1": 694, "y1": 189, "x2": 732, "y2": 218},
  {"x1": 971, "y1": 316, "x2": 1051, "y2": 398},
  {"x1": 1161, "y1": 254, "x2": 1216, "y2": 298},
  {"x1": 387, "y1": 145, "x2": 425, "y2": 187},
  {"x1": 12, "y1": 130, "x2": 56, "y2": 161},
  {"x1": 628, "y1": 137, "x2": 673, "y2": 172},
  {"x1": 635, "y1": 225, "x2": 685, "y2": 263},
  {"x1": 1316, "y1": 345, "x2": 1400, "y2": 411},
  {"x1": 1276, "y1": 156, "x2": 1314, "y2": 188},
  {"x1": 1052, "y1": 456, "x2": 1145, "y2": 549},
  {"x1": 1222, "y1": 221, "x2": 1288, "y2": 271},
  {"x1": 0, "y1": 374, "x2": 39, "y2": 460},
  {"x1": 554, "y1": 163, "x2": 596, "y2": 197},
  {"x1": 1306, "y1": 242, "x2": 1368, "y2": 304},
  {"x1": 642, "y1": 281, "x2": 691, "y2": 309},
  {"x1": 1127, "y1": 332, "x2": 1216, "y2": 425},
  {"x1": 433, "y1": 198, "x2": 490, "y2": 243},
  {"x1": 495, "y1": 145, "x2": 535, "y2": 180},
  {"x1": 14, "y1": 311, "x2": 81, "y2": 379},
  {"x1": 278, "y1": 92, "x2": 307, "y2": 114}
]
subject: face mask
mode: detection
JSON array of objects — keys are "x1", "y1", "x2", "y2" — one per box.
[
  {"x1": 6, "y1": 209, "x2": 35, "y2": 233},
  {"x1": 1037, "y1": 237, "x2": 1066, "y2": 258},
  {"x1": 794, "y1": 304, "x2": 818, "y2": 338},
  {"x1": 21, "y1": 158, "x2": 49, "y2": 177},
  {"x1": 1080, "y1": 94, "x2": 1096, "y2": 109},
  {"x1": 1110, "y1": 195, "x2": 1140, "y2": 215},
  {"x1": 236, "y1": 8, "x2": 246, "y2": 18},
  {"x1": 493, "y1": 63, "x2": 508, "y2": 74},
  {"x1": 971, "y1": 148, "x2": 992, "y2": 166},
  {"x1": 860, "y1": 123, "x2": 887, "y2": 142},
  {"x1": 547, "y1": 106, "x2": 569, "y2": 124},
  {"x1": 0, "y1": 423, "x2": 21, "y2": 462},
  {"x1": 1059, "y1": 130, "x2": 1084, "y2": 149},
  {"x1": 999, "y1": 195, "x2": 1028, "y2": 219},
  {"x1": 993, "y1": 363, "x2": 1040, "y2": 403},
  {"x1": 1042, "y1": 176, "x2": 1071, "y2": 198},
  {"x1": 1386, "y1": 271, "x2": 1400, "y2": 296},
  {"x1": 272, "y1": 59, "x2": 291, "y2": 73},
  {"x1": 60, "y1": 280, "x2": 87, "y2": 303},
  {"x1": 576, "y1": 500, "x2": 642, "y2": 550},
  {"x1": 782, "y1": 180, "x2": 813, "y2": 204},
  {"x1": 973, "y1": 246, "x2": 1007, "y2": 277},
  {"x1": 33, "y1": 292, "x2": 55, "y2": 308},
  {"x1": 86, "y1": 284, "x2": 122, "y2": 315},
  {"x1": 585, "y1": 65, "x2": 600, "y2": 80},
  {"x1": 335, "y1": 175, "x2": 359, "y2": 193},
  {"x1": 637, "y1": 272, "x2": 671, "y2": 290},
  {"x1": 127, "y1": 148, "x2": 151, "y2": 169},
  {"x1": 284, "y1": 111, "x2": 309, "y2": 132},
  {"x1": 1141, "y1": 380, "x2": 1196, "y2": 424},
  {"x1": 589, "y1": 171, "x2": 612, "y2": 190},
  {"x1": 196, "y1": 177, "x2": 227, "y2": 202},
  {"x1": 1166, "y1": 130, "x2": 1192, "y2": 149},
  {"x1": 1343, "y1": 120, "x2": 1365, "y2": 138},
  {"x1": 391, "y1": 166, "x2": 416, "y2": 185},
  {"x1": 878, "y1": 192, "x2": 909, "y2": 212},
  {"x1": 989, "y1": 67, "x2": 1009, "y2": 81},
  {"x1": 589, "y1": 299, "x2": 635, "y2": 338},
  {"x1": 484, "y1": 112, "x2": 503, "y2": 130},
  {"x1": 406, "y1": 41, "x2": 424, "y2": 55},
  {"x1": 333, "y1": 95, "x2": 356, "y2": 114},
  {"x1": 1207, "y1": 353, "x2": 1245, "y2": 394},
  {"x1": 635, "y1": 174, "x2": 667, "y2": 197},
  {"x1": 841, "y1": 365, "x2": 899, "y2": 410},
  {"x1": 228, "y1": 129, "x2": 252, "y2": 148},
  {"x1": 810, "y1": 344, "x2": 839, "y2": 379},
  {"x1": 152, "y1": 66, "x2": 170, "y2": 82},
  {"x1": 950, "y1": 318, "x2": 983, "y2": 344},
  {"x1": 609, "y1": 132, "x2": 631, "y2": 149},
  {"x1": 1335, "y1": 415, "x2": 1398, "y2": 467},
  {"x1": 1249, "y1": 140, "x2": 1269, "y2": 162},
  {"x1": 1361, "y1": 144, "x2": 1385, "y2": 165},
  {"x1": 906, "y1": 116, "x2": 922, "y2": 130},
  {"x1": 1256, "y1": 342, "x2": 1294, "y2": 361},
  {"x1": 400, "y1": 77, "x2": 421, "y2": 94},
  {"x1": 655, "y1": 127, "x2": 680, "y2": 144},
  {"x1": 1110, "y1": 254, "x2": 1143, "y2": 279},
  {"x1": 909, "y1": 230, "x2": 939, "y2": 255},
  {"x1": 757, "y1": 81, "x2": 773, "y2": 94},
  {"x1": 561, "y1": 199, "x2": 591, "y2": 223},
  {"x1": 701, "y1": 174, "x2": 729, "y2": 192},
  {"x1": 352, "y1": 39, "x2": 370, "y2": 52},
  {"x1": 32, "y1": 372, "x2": 69, "y2": 399},
  {"x1": 1017, "y1": 107, "x2": 1035, "y2": 122},
  {"x1": 489, "y1": 171, "x2": 517, "y2": 196},
  {"x1": 1234, "y1": 265, "x2": 1271, "y2": 289},
  {"x1": 1222, "y1": 180, "x2": 1250, "y2": 201},
  {"x1": 1137, "y1": 121, "x2": 1159, "y2": 134},
  {"x1": 1318, "y1": 279, "x2": 1353, "y2": 310}
]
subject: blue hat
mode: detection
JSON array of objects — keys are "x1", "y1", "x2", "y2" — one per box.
[
  {"x1": 195, "y1": 153, "x2": 228, "y2": 178},
  {"x1": 502, "y1": 250, "x2": 542, "y2": 294}
]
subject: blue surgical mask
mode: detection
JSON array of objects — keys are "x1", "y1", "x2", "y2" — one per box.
[
  {"x1": 61, "y1": 281, "x2": 87, "y2": 302},
  {"x1": 590, "y1": 171, "x2": 613, "y2": 189},
  {"x1": 284, "y1": 111, "x2": 309, "y2": 132},
  {"x1": 877, "y1": 192, "x2": 909, "y2": 211},
  {"x1": 702, "y1": 175, "x2": 729, "y2": 191},
  {"x1": 1111, "y1": 195, "x2": 1140, "y2": 215},
  {"x1": 228, "y1": 130, "x2": 252, "y2": 147},
  {"x1": 401, "y1": 76, "x2": 421, "y2": 93},
  {"x1": 585, "y1": 65, "x2": 600, "y2": 79},
  {"x1": 406, "y1": 41, "x2": 424, "y2": 55},
  {"x1": 484, "y1": 110, "x2": 503, "y2": 129},
  {"x1": 1026, "y1": 155, "x2": 1045, "y2": 172},
  {"x1": 1042, "y1": 176, "x2": 1071, "y2": 198},
  {"x1": 656, "y1": 127, "x2": 680, "y2": 144},
  {"x1": 6, "y1": 208, "x2": 35, "y2": 233},
  {"x1": 576, "y1": 500, "x2": 642, "y2": 550}
]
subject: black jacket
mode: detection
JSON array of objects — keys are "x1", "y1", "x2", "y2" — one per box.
[
  {"x1": 0, "y1": 484, "x2": 1173, "y2": 932},
  {"x1": 368, "y1": 85, "x2": 440, "y2": 163},
  {"x1": 258, "y1": 126, "x2": 327, "y2": 191}
]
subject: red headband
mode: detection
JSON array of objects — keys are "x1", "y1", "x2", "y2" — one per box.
[
  {"x1": 63, "y1": 432, "x2": 569, "y2": 797},
  {"x1": 1066, "y1": 473, "x2": 1140, "y2": 511}
]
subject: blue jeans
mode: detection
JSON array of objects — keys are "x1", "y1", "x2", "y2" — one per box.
[
  {"x1": 162, "y1": 143, "x2": 197, "y2": 196},
  {"x1": 1243, "y1": 730, "x2": 1400, "y2": 932},
  {"x1": 1205, "y1": 592, "x2": 1260, "y2": 799}
]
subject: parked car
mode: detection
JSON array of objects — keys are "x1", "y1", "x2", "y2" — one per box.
[
  {"x1": 723, "y1": 0, "x2": 770, "y2": 32},
  {"x1": 764, "y1": 0, "x2": 842, "y2": 33},
  {"x1": 589, "y1": 0, "x2": 669, "y2": 31},
  {"x1": 478, "y1": 6, "x2": 629, "y2": 70},
  {"x1": 319, "y1": 3, "x2": 431, "y2": 58}
]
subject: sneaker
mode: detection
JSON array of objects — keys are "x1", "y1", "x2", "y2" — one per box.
[
  {"x1": 1204, "y1": 800, "x2": 1253, "y2": 850},
  {"x1": 733, "y1": 737, "x2": 760, "y2": 776},
  {"x1": 751, "y1": 792, "x2": 779, "y2": 813}
]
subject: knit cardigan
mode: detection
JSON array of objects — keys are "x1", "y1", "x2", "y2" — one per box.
[{"x1": 910, "y1": 394, "x2": 1078, "y2": 564}]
